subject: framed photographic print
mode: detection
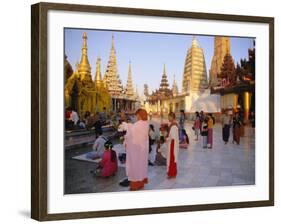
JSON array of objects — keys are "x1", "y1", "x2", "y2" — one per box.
[{"x1": 31, "y1": 2, "x2": 274, "y2": 221}]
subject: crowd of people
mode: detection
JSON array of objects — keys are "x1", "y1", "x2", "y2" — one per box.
[
  {"x1": 78, "y1": 107, "x2": 254, "y2": 191},
  {"x1": 65, "y1": 106, "x2": 108, "y2": 133}
]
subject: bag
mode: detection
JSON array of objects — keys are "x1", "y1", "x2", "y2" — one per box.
[{"x1": 192, "y1": 126, "x2": 195, "y2": 131}]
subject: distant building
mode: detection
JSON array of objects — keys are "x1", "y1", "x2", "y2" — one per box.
[
  {"x1": 144, "y1": 37, "x2": 220, "y2": 117},
  {"x1": 211, "y1": 40, "x2": 255, "y2": 121},
  {"x1": 64, "y1": 32, "x2": 140, "y2": 116},
  {"x1": 64, "y1": 32, "x2": 111, "y2": 115}
]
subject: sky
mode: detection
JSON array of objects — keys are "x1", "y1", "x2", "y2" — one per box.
[{"x1": 64, "y1": 28, "x2": 254, "y2": 95}]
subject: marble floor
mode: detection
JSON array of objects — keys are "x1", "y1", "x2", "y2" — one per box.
[{"x1": 64, "y1": 118, "x2": 255, "y2": 194}]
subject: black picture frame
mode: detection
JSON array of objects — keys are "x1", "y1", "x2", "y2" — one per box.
[{"x1": 31, "y1": 2, "x2": 274, "y2": 221}]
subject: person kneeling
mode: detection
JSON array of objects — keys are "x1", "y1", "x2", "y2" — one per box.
[
  {"x1": 154, "y1": 136, "x2": 167, "y2": 166},
  {"x1": 93, "y1": 141, "x2": 118, "y2": 178}
]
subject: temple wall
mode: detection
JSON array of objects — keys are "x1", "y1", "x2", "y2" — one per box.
[{"x1": 184, "y1": 90, "x2": 221, "y2": 113}]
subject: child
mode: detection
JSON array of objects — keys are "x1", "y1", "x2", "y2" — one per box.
[
  {"x1": 93, "y1": 140, "x2": 118, "y2": 178},
  {"x1": 179, "y1": 129, "x2": 189, "y2": 149},
  {"x1": 201, "y1": 118, "x2": 208, "y2": 148},
  {"x1": 154, "y1": 136, "x2": 167, "y2": 166}
]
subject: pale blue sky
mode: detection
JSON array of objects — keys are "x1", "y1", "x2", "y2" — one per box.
[{"x1": 64, "y1": 28, "x2": 254, "y2": 94}]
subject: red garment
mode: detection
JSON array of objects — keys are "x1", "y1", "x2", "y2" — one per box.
[
  {"x1": 167, "y1": 139, "x2": 177, "y2": 177},
  {"x1": 100, "y1": 150, "x2": 118, "y2": 177},
  {"x1": 65, "y1": 110, "x2": 72, "y2": 119}
]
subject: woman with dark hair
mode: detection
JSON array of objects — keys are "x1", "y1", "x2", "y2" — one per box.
[
  {"x1": 148, "y1": 124, "x2": 156, "y2": 166},
  {"x1": 93, "y1": 140, "x2": 118, "y2": 177},
  {"x1": 166, "y1": 112, "x2": 179, "y2": 178},
  {"x1": 149, "y1": 124, "x2": 156, "y2": 151}
]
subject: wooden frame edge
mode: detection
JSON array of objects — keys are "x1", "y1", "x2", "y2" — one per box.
[{"x1": 31, "y1": 2, "x2": 274, "y2": 221}]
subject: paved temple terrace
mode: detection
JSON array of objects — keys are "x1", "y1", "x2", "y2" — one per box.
[{"x1": 65, "y1": 119, "x2": 255, "y2": 194}]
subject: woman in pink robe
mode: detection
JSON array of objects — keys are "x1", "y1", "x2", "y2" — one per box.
[{"x1": 124, "y1": 109, "x2": 149, "y2": 191}]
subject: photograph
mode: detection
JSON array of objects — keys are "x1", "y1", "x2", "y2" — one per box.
[{"x1": 64, "y1": 28, "x2": 256, "y2": 194}]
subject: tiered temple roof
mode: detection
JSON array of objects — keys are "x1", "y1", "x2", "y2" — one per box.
[
  {"x1": 104, "y1": 35, "x2": 123, "y2": 96},
  {"x1": 125, "y1": 62, "x2": 135, "y2": 99},
  {"x1": 182, "y1": 37, "x2": 208, "y2": 93},
  {"x1": 219, "y1": 53, "x2": 236, "y2": 85},
  {"x1": 159, "y1": 64, "x2": 170, "y2": 94}
]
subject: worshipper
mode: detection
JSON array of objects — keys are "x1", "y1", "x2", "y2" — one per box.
[
  {"x1": 159, "y1": 123, "x2": 169, "y2": 139},
  {"x1": 232, "y1": 112, "x2": 242, "y2": 145},
  {"x1": 154, "y1": 136, "x2": 167, "y2": 166},
  {"x1": 122, "y1": 109, "x2": 149, "y2": 191},
  {"x1": 65, "y1": 107, "x2": 74, "y2": 129},
  {"x1": 179, "y1": 129, "x2": 189, "y2": 149},
  {"x1": 199, "y1": 110, "x2": 205, "y2": 133},
  {"x1": 70, "y1": 109, "x2": 79, "y2": 126},
  {"x1": 237, "y1": 107, "x2": 245, "y2": 137},
  {"x1": 201, "y1": 117, "x2": 209, "y2": 148},
  {"x1": 86, "y1": 130, "x2": 108, "y2": 159},
  {"x1": 86, "y1": 113, "x2": 95, "y2": 130},
  {"x1": 148, "y1": 124, "x2": 156, "y2": 166},
  {"x1": 207, "y1": 114, "x2": 214, "y2": 149},
  {"x1": 179, "y1": 110, "x2": 186, "y2": 141},
  {"x1": 193, "y1": 111, "x2": 201, "y2": 141},
  {"x1": 93, "y1": 112, "x2": 102, "y2": 138},
  {"x1": 78, "y1": 119, "x2": 86, "y2": 129},
  {"x1": 221, "y1": 110, "x2": 232, "y2": 144},
  {"x1": 92, "y1": 140, "x2": 118, "y2": 178},
  {"x1": 149, "y1": 124, "x2": 156, "y2": 152},
  {"x1": 166, "y1": 112, "x2": 179, "y2": 179}
]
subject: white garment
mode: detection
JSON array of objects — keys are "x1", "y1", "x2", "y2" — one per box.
[
  {"x1": 158, "y1": 143, "x2": 167, "y2": 158},
  {"x1": 149, "y1": 129, "x2": 156, "y2": 140},
  {"x1": 71, "y1": 111, "x2": 79, "y2": 125},
  {"x1": 92, "y1": 135, "x2": 108, "y2": 154},
  {"x1": 166, "y1": 125, "x2": 179, "y2": 172}
]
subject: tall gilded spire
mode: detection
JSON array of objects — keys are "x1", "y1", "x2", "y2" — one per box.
[
  {"x1": 104, "y1": 34, "x2": 123, "y2": 96},
  {"x1": 172, "y1": 74, "x2": 179, "y2": 96},
  {"x1": 78, "y1": 32, "x2": 91, "y2": 80},
  {"x1": 159, "y1": 64, "x2": 170, "y2": 93},
  {"x1": 182, "y1": 37, "x2": 208, "y2": 93},
  {"x1": 94, "y1": 57, "x2": 103, "y2": 88},
  {"x1": 209, "y1": 36, "x2": 231, "y2": 86},
  {"x1": 125, "y1": 61, "x2": 135, "y2": 99}
]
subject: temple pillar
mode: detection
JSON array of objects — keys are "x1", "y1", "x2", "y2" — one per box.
[{"x1": 243, "y1": 91, "x2": 251, "y2": 122}]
